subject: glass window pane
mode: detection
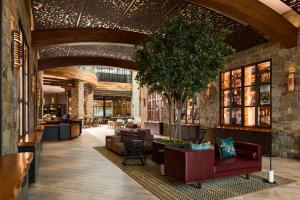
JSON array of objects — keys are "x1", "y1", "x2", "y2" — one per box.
[
  {"x1": 244, "y1": 107, "x2": 256, "y2": 126},
  {"x1": 221, "y1": 72, "x2": 230, "y2": 89},
  {"x1": 231, "y1": 69, "x2": 241, "y2": 88},
  {"x1": 259, "y1": 107, "x2": 271, "y2": 127},
  {"x1": 221, "y1": 90, "x2": 230, "y2": 107},
  {"x1": 244, "y1": 86, "x2": 256, "y2": 106},
  {"x1": 260, "y1": 84, "x2": 270, "y2": 105},
  {"x1": 231, "y1": 88, "x2": 241, "y2": 107},
  {"x1": 221, "y1": 108, "x2": 230, "y2": 125},
  {"x1": 259, "y1": 61, "x2": 271, "y2": 83},
  {"x1": 231, "y1": 108, "x2": 242, "y2": 125},
  {"x1": 244, "y1": 65, "x2": 256, "y2": 86}
]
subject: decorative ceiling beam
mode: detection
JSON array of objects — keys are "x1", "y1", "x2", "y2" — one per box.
[
  {"x1": 38, "y1": 57, "x2": 136, "y2": 71},
  {"x1": 187, "y1": 0, "x2": 298, "y2": 48},
  {"x1": 32, "y1": 28, "x2": 148, "y2": 49}
]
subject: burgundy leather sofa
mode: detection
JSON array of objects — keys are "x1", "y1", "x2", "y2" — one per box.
[{"x1": 164, "y1": 141, "x2": 262, "y2": 188}]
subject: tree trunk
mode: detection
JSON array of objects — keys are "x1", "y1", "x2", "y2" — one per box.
[
  {"x1": 192, "y1": 95, "x2": 195, "y2": 124},
  {"x1": 168, "y1": 101, "x2": 173, "y2": 140},
  {"x1": 175, "y1": 103, "x2": 183, "y2": 140}
]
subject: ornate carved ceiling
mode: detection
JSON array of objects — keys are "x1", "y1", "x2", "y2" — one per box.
[{"x1": 31, "y1": 0, "x2": 297, "y2": 64}]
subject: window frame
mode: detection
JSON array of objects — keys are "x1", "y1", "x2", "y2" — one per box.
[{"x1": 219, "y1": 59, "x2": 272, "y2": 128}]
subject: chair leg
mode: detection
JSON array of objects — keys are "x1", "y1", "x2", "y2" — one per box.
[
  {"x1": 246, "y1": 174, "x2": 250, "y2": 180},
  {"x1": 122, "y1": 157, "x2": 127, "y2": 165},
  {"x1": 197, "y1": 182, "x2": 202, "y2": 189},
  {"x1": 122, "y1": 154, "x2": 128, "y2": 165}
]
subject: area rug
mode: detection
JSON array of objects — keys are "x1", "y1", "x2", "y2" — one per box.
[{"x1": 94, "y1": 146, "x2": 295, "y2": 200}]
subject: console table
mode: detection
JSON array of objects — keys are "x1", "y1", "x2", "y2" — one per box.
[
  {"x1": 144, "y1": 121, "x2": 164, "y2": 135},
  {"x1": 18, "y1": 131, "x2": 43, "y2": 183},
  {"x1": 0, "y1": 153, "x2": 33, "y2": 200},
  {"x1": 214, "y1": 126, "x2": 271, "y2": 154}
]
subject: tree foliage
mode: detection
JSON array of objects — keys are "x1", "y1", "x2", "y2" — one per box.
[{"x1": 134, "y1": 5, "x2": 234, "y2": 139}]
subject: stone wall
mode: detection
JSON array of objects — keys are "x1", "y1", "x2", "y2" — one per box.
[
  {"x1": 197, "y1": 28, "x2": 300, "y2": 159},
  {"x1": 1, "y1": 0, "x2": 39, "y2": 154}
]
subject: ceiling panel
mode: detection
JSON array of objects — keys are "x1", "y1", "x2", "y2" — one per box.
[
  {"x1": 39, "y1": 44, "x2": 134, "y2": 60},
  {"x1": 118, "y1": 0, "x2": 181, "y2": 33},
  {"x1": 78, "y1": 0, "x2": 133, "y2": 29},
  {"x1": 32, "y1": 0, "x2": 83, "y2": 30},
  {"x1": 281, "y1": 0, "x2": 300, "y2": 14}
]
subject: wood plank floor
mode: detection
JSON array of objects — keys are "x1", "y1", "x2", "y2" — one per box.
[{"x1": 29, "y1": 126, "x2": 300, "y2": 200}]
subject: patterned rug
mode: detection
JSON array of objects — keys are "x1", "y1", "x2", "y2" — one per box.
[{"x1": 94, "y1": 146, "x2": 295, "y2": 200}]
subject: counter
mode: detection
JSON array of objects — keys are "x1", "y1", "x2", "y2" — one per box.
[{"x1": 43, "y1": 119, "x2": 82, "y2": 141}]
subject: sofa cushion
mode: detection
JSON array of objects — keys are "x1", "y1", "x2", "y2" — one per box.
[
  {"x1": 214, "y1": 157, "x2": 259, "y2": 174},
  {"x1": 217, "y1": 137, "x2": 236, "y2": 158}
]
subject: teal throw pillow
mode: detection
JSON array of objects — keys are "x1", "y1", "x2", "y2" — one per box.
[
  {"x1": 217, "y1": 137, "x2": 236, "y2": 157},
  {"x1": 191, "y1": 142, "x2": 211, "y2": 151}
]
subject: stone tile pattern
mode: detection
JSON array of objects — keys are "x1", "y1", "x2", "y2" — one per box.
[
  {"x1": 198, "y1": 27, "x2": 300, "y2": 159},
  {"x1": 1, "y1": 0, "x2": 40, "y2": 154},
  {"x1": 29, "y1": 127, "x2": 158, "y2": 200}
]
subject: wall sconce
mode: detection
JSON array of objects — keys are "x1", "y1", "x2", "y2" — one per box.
[
  {"x1": 12, "y1": 31, "x2": 21, "y2": 70},
  {"x1": 287, "y1": 65, "x2": 296, "y2": 93}
]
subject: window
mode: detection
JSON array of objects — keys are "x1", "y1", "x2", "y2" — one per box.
[
  {"x1": 147, "y1": 92, "x2": 163, "y2": 121},
  {"x1": 14, "y1": 26, "x2": 30, "y2": 136},
  {"x1": 220, "y1": 60, "x2": 271, "y2": 128},
  {"x1": 23, "y1": 43, "x2": 29, "y2": 132},
  {"x1": 93, "y1": 106, "x2": 103, "y2": 117}
]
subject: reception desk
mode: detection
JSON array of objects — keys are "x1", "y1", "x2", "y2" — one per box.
[{"x1": 43, "y1": 119, "x2": 82, "y2": 141}]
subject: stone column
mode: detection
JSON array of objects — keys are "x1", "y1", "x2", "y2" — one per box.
[
  {"x1": 85, "y1": 89, "x2": 94, "y2": 117},
  {"x1": 131, "y1": 71, "x2": 141, "y2": 121},
  {"x1": 71, "y1": 80, "x2": 84, "y2": 119}
]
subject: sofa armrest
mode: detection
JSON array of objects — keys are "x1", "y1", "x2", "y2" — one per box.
[
  {"x1": 111, "y1": 136, "x2": 121, "y2": 144},
  {"x1": 234, "y1": 142, "x2": 262, "y2": 159},
  {"x1": 164, "y1": 146, "x2": 215, "y2": 183}
]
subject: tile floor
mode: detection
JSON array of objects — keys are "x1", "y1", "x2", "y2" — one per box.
[{"x1": 29, "y1": 126, "x2": 300, "y2": 200}]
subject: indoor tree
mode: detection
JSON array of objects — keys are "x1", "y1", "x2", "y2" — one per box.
[{"x1": 134, "y1": 5, "x2": 234, "y2": 140}]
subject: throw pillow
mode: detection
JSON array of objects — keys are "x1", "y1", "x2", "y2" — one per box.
[
  {"x1": 191, "y1": 141, "x2": 211, "y2": 151},
  {"x1": 216, "y1": 137, "x2": 236, "y2": 158}
]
